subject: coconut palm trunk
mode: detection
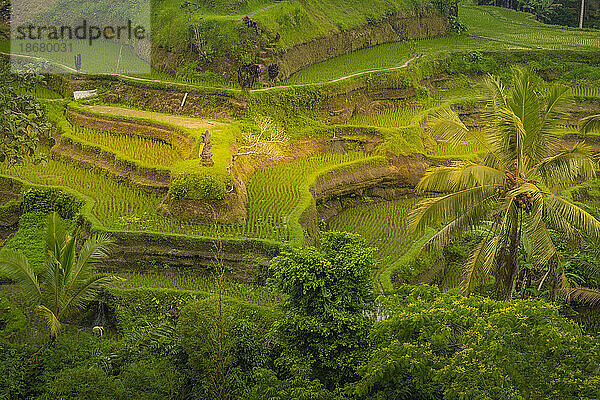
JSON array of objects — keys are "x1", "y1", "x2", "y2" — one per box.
[{"x1": 495, "y1": 209, "x2": 521, "y2": 300}]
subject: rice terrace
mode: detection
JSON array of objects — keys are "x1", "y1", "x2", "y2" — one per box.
[{"x1": 2, "y1": 0, "x2": 600, "y2": 398}]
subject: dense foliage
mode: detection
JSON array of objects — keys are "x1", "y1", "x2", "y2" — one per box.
[
  {"x1": 0, "y1": 213, "x2": 115, "y2": 336},
  {"x1": 270, "y1": 231, "x2": 375, "y2": 389},
  {"x1": 356, "y1": 285, "x2": 600, "y2": 400},
  {"x1": 0, "y1": 62, "x2": 50, "y2": 167},
  {"x1": 411, "y1": 68, "x2": 600, "y2": 300}
]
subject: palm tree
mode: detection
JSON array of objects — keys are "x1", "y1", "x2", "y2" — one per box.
[
  {"x1": 0, "y1": 212, "x2": 115, "y2": 337},
  {"x1": 567, "y1": 113, "x2": 600, "y2": 306},
  {"x1": 580, "y1": 114, "x2": 600, "y2": 134},
  {"x1": 410, "y1": 68, "x2": 600, "y2": 301}
]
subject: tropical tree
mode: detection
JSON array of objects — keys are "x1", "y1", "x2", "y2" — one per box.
[
  {"x1": 410, "y1": 68, "x2": 600, "y2": 301},
  {"x1": 566, "y1": 113, "x2": 600, "y2": 306},
  {"x1": 0, "y1": 213, "x2": 115, "y2": 337},
  {"x1": 0, "y1": 60, "x2": 50, "y2": 168}
]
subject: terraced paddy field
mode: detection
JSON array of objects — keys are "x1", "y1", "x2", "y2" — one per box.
[
  {"x1": 327, "y1": 197, "x2": 422, "y2": 280},
  {"x1": 0, "y1": 147, "x2": 375, "y2": 244},
  {"x1": 70, "y1": 125, "x2": 182, "y2": 167},
  {"x1": 463, "y1": 5, "x2": 600, "y2": 50},
  {"x1": 112, "y1": 271, "x2": 282, "y2": 307},
  {"x1": 284, "y1": 4, "x2": 600, "y2": 85},
  {"x1": 285, "y1": 35, "x2": 507, "y2": 84}
]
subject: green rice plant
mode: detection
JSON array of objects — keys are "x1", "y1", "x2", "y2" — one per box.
[
  {"x1": 12, "y1": 39, "x2": 150, "y2": 74},
  {"x1": 327, "y1": 196, "x2": 431, "y2": 291},
  {"x1": 14, "y1": 85, "x2": 62, "y2": 99},
  {"x1": 285, "y1": 4, "x2": 600, "y2": 85},
  {"x1": 328, "y1": 196, "x2": 421, "y2": 268},
  {"x1": 285, "y1": 35, "x2": 506, "y2": 84},
  {"x1": 0, "y1": 146, "x2": 380, "y2": 244},
  {"x1": 461, "y1": 5, "x2": 600, "y2": 51},
  {"x1": 112, "y1": 271, "x2": 281, "y2": 307},
  {"x1": 348, "y1": 104, "x2": 427, "y2": 127},
  {"x1": 245, "y1": 152, "x2": 374, "y2": 242},
  {"x1": 70, "y1": 125, "x2": 182, "y2": 167},
  {"x1": 0, "y1": 155, "x2": 161, "y2": 227}
]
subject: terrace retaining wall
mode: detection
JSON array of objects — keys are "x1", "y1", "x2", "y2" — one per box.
[
  {"x1": 277, "y1": 11, "x2": 449, "y2": 80},
  {"x1": 52, "y1": 136, "x2": 171, "y2": 193},
  {"x1": 300, "y1": 155, "x2": 429, "y2": 245},
  {"x1": 47, "y1": 75, "x2": 246, "y2": 120},
  {"x1": 96, "y1": 230, "x2": 281, "y2": 283}
]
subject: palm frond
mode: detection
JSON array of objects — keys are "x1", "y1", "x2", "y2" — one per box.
[
  {"x1": 68, "y1": 234, "x2": 114, "y2": 288},
  {"x1": 456, "y1": 164, "x2": 505, "y2": 190},
  {"x1": 60, "y1": 274, "x2": 116, "y2": 319},
  {"x1": 462, "y1": 235, "x2": 500, "y2": 294},
  {"x1": 416, "y1": 163, "x2": 504, "y2": 193},
  {"x1": 506, "y1": 70, "x2": 542, "y2": 160},
  {"x1": 538, "y1": 84, "x2": 572, "y2": 150},
  {"x1": 526, "y1": 84, "x2": 571, "y2": 163},
  {"x1": 43, "y1": 258, "x2": 61, "y2": 312},
  {"x1": 410, "y1": 186, "x2": 495, "y2": 235},
  {"x1": 45, "y1": 212, "x2": 66, "y2": 261},
  {"x1": 545, "y1": 195, "x2": 600, "y2": 242},
  {"x1": 424, "y1": 196, "x2": 494, "y2": 251},
  {"x1": 37, "y1": 304, "x2": 62, "y2": 337},
  {"x1": 579, "y1": 115, "x2": 600, "y2": 134},
  {"x1": 0, "y1": 249, "x2": 42, "y2": 302},
  {"x1": 59, "y1": 229, "x2": 79, "y2": 288},
  {"x1": 569, "y1": 286, "x2": 600, "y2": 307},
  {"x1": 482, "y1": 74, "x2": 508, "y2": 111},
  {"x1": 523, "y1": 197, "x2": 557, "y2": 268},
  {"x1": 541, "y1": 198, "x2": 581, "y2": 239},
  {"x1": 415, "y1": 165, "x2": 462, "y2": 193},
  {"x1": 428, "y1": 108, "x2": 470, "y2": 144},
  {"x1": 495, "y1": 107, "x2": 527, "y2": 169},
  {"x1": 537, "y1": 143, "x2": 596, "y2": 188}
]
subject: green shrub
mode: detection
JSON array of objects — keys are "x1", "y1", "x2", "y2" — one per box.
[
  {"x1": 105, "y1": 287, "x2": 209, "y2": 333},
  {"x1": 120, "y1": 358, "x2": 184, "y2": 400},
  {"x1": 270, "y1": 232, "x2": 375, "y2": 388},
  {"x1": 0, "y1": 212, "x2": 52, "y2": 275},
  {"x1": 355, "y1": 285, "x2": 600, "y2": 400},
  {"x1": 22, "y1": 187, "x2": 84, "y2": 219},
  {"x1": 0, "y1": 297, "x2": 26, "y2": 340},
  {"x1": 42, "y1": 367, "x2": 125, "y2": 400},
  {"x1": 0, "y1": 342, "x2": 44, "y2": 399},
  {"x1": 177, "y1": 296, "x2": 278, "y2": 399},
  {"x1": 169, "y1": 173, "x2": 233, "y2": 200},
  {"x1": 0, "y1": 198, "x2": 23, "y2": 227}
]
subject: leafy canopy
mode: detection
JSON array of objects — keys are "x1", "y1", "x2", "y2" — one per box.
[
  {"x1": 0, "y1": 61, "x2": 50, "y2": 167},
  {"x1": 270, "y1": 231, "x2": 375, "y2": 388}
]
